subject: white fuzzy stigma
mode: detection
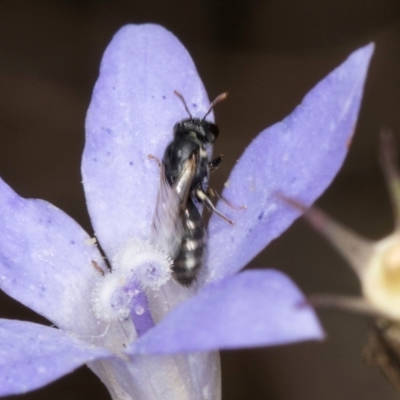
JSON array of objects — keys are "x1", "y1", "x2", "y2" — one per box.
[
  {"x1": 91, "y1": 238, "x2": 172, "y2": 322},
  {"x1": 112, "y1": 238, "x2": 172, "y2": 290},
  {"x1": 92, "y1": 274, "x2": 134, "y2": 322}
]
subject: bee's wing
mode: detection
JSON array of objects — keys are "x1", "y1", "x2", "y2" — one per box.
[{"x1": 152, "y1": 155, "x2": 196, "y2": 258}]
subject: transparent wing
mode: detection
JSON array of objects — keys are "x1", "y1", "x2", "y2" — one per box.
[{"x1": 151, "y1": 155, "x2": 196, "y2": 258}]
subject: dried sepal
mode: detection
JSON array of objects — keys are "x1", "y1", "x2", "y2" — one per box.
[
  {"x1": 280, "y1": 132, "x2": 400, "y2": 321},
  {"x1": 380, "y1": 128, "x2": 400, "y2": 230},
  {"x1": 278, "y1": 195, "x2": 374, "y2": 280},
  {"x1": 306, "y1": 294, "x2": 381, "y2": 317}
]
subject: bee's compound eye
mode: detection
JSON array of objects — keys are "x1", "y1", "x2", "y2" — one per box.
[
  {"x1": 173, "y1": 122, "x2": 184, "y2": 137},
  {"x1": 208, "y1": 123, "x2": 219, "y2": 141}
]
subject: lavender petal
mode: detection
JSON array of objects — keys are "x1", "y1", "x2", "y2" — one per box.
[
  {"x1": 129, "y1": 269, "x2": 323, "y2": 354},
  {"x1": 0, "y1": 319, "x2": 111, "y2": 396},
  {"x1": 206, "y1": 44, "x2": 374, "y2": 282},
  {"x1": 0, "y1": 177, "x2": 106, "y2": 334}
]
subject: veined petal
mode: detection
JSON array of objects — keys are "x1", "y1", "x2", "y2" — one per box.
[
  {"x1": 206, "y1": 44, "x2": 374, "y2": 282},
  {"x1": 129, "y1": 270, "x2": 323, "y2": 354},
  {"x1": 0, "y1": 177, "x2": 106, "y2": 335},
  {"x1": 90, "y1": 352, "x2": 221, "y2": 400},
  {"x1": 83, "y1": 24, "x2": 211, "y2": 260},
  {"x1": 0, "y1": 319, "x2": 111, "y2": 396}
]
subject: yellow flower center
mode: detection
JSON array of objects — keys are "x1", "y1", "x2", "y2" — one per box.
[{"x1": 363, "y1": 233, "x2": 400, "y2": 320}]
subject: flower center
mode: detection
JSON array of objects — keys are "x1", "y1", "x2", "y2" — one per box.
[
  {"x1": 91, "y1": 238, "x2": 172, "y2": 336},
  {"x1": 381, "y1": 241, "x2": 400, "y2": 291},
  {"x1": 363, "y1": 233, "x2": 400, "y2": 319}
]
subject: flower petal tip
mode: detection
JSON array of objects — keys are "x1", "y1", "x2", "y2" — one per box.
[
  {"x1": 354, "y1": 42, "x2": 375, "y2": 62},
  {"x1": 298, "y1": 307, "x2": 326, "y2": 343},
  {"x1": 0, "y1": 320, "x2": 111, "y2": 397},
  {"x1": 340, "y1": 41, "x2": 374, "y2": 90}
]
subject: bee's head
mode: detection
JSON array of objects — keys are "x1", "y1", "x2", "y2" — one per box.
[
  {"x1": 173, "y1": 118, "x2": 219, "y2": 143},
  {"x1": 172, "y1": 90, "x2": 227, "y2": 144}
]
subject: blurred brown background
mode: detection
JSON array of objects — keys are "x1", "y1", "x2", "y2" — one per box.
[{"x1": 0, "y1": 0, "x2": 399, "y2": 399}]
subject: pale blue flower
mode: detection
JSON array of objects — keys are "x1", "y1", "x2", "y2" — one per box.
[{"x1": 0, "y1": 24, "x2": 373, "y2": 399}]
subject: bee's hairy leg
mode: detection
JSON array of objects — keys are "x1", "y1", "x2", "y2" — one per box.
[
  {"x1": 209, "y1": 154, "x2": 224, "y2": 173},
  {"x1": 148, "y1": 154, "x2": 161, "y2": 168},
  {"x1": 196, "y1": 188, "x2": 234, "y2": 225},
  {"x1": 207, "y1": 187, "x2": 247, "y2": 211},
  {"x1": 91, "y1": 260, "x2": 105, "y2": 276}
]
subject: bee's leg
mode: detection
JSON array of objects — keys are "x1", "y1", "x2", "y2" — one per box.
[
  {"x1": 209, "y1": 154, "x2": 224, "y2": 173},
  {"x1": 207, "y1": 187, "x2": 247, "y2": 211},
  {"x1": 91, "y1": 260, "x2": 105, "y2": 276},
  {"x1": 196, "y1": 188, "x2": 234, "y2": 225},
  {"x1": 148, "y1": 154, "x2": 161, "y2": 168},
  {"x1": 207, "y1": 187, "x2": 218, "y2": 198}
]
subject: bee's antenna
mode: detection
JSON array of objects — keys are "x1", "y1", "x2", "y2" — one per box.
[
  {"x1": 202, "y1": 92, "x2": 228, "y2": 122},
  {"x1": 174, "y1": 90, "x2": 193, "y2": 120}
]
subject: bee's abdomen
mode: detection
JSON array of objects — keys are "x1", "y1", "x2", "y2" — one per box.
[{"x1": 172, "y1": 199, "x2": 205, "y2": 286}]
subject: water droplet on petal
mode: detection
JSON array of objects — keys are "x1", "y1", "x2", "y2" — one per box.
[{"x1": 135, "y1": 305, "x2": 144, "y2": 315}]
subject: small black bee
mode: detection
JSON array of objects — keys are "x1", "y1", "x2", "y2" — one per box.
[{"x1": 152, "y1": 91, "x2": 233, "y2": 286}]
